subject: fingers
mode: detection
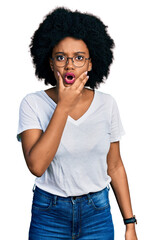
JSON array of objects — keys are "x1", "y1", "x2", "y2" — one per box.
[
  {"x1": 57, "y1": 71, "x2": 64, "y2": 90},
  {"x1": 77, "y1": 75, "x2": 89, "y2": 92},
  {"x1": 57, "y1": 70, "x2": 89, "y2": 92},
  {"x1": 72, "y1": 71, "x2": 89, "y2": 91}
]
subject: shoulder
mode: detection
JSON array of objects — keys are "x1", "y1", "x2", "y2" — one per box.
[
  {"x1": 19, "y1": 90, "x2": 45, "y2": 113},
  {"x1": 20, "y1": 90, "x2": 44, "y2": 104},
  {"x1": 95, "y1": 89, "x2": 115, "y2": 105}
]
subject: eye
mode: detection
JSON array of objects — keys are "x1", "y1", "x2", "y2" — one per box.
[
  {"x1": 56, "y1": 55, "x2": 65, "y2": 61},
  {"x1": 75, "y1": 55, "x2": 84, "y2": 61}
]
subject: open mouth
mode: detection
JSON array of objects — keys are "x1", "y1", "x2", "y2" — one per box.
[
  {"x1": 64, "y1": 72, "x2": 75, "y2": 84},
  {"x1": 67, "y1": 75, "x2": 73, "y2": 80}
]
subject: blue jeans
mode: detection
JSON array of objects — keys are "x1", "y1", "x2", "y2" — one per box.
[{"x1": 29, "y1": 185, "x2": 114, "y2": 239}]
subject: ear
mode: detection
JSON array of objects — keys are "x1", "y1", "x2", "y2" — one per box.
[
  {"x1": 88, "y1": 58, "x2": 92, "y2": 72},
  {"x1": 49, "y1": 58, "x2": 54, "y2": 71}
]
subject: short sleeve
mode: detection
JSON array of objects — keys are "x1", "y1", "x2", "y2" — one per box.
[
  {"x1": 110, "y1": 97, "x2": 126, "y2": 142},
  {"x1": 17, "y1": 95, "x2": 42, "y2": 142}
]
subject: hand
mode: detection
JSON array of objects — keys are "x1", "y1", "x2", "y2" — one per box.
[
  {"x1": 125, "y1": 224, "x2": 138, "y2": 240},
  {"x1": 57, "y1": 71, "x2": 89, "y2": 114}
]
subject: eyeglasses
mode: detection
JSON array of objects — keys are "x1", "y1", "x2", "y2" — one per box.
[{"x1": 50, "y1": 54, "x2": 90, "y2": 68}]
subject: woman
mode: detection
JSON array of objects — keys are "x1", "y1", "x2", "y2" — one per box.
[{"x1": 17, "y1": 7, "x2": 138, "y2": 240}]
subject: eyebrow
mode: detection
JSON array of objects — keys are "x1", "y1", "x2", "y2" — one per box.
[{"x1": 54, "y1": 51, "x2": 86, "y2": 55}]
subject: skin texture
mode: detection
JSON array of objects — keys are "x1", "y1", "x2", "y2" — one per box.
[
  {"x1": 107, "y1": 142, "x2": 138, "y2": 239},
  {"x1": 21, "y1": 37, "x2": 137, "y2": 239}
]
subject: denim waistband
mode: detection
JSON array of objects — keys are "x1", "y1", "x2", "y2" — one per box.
[{"x1": 32, "y1": 184, "x2": 110, "y2": 202}]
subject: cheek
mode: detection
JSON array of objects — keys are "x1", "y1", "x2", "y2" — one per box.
[
  {"x1": 76, "y1": 65, "x2": 89, "y2": 77},
  {"x1": 52, "y1": 68, "x2": 59, "y2": 81},
  {"x1": 53, "y1": 69, "x2": 65, "y2": 81}
]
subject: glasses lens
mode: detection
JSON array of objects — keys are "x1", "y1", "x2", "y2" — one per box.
[
  {"x1": 73, "y1": 55, "x2": 85, "y2": 67},
  {"x1": 54, "y1": 55, "x2": 67, "y2": 67}
]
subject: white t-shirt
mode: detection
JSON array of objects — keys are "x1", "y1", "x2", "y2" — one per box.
[{"x1": 17, "y1": 89, "x2": 125, "y2": 197}]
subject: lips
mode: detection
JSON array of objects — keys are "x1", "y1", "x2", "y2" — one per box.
[{"x1": 64, "y1": 72, "x2": 75, "y2": 84}]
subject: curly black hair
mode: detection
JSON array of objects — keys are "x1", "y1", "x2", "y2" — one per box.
[{"x1": 29, "y1": 7, "x2": 115, "y2": 89}]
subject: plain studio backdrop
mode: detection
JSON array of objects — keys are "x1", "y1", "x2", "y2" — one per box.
[{"x1": 0, "y1": 0, "x2": 153, "y2": 239}]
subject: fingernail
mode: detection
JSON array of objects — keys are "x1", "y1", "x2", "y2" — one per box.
[
  {"x1": 57, "y1": 71, "x2": 60, "y2": 76},
  {"x1": 85, "y1": 71, "x2": 88, "y2": 75}
]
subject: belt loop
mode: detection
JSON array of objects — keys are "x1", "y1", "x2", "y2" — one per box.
[
  {"x1": 32, "y1": 184, "x2": 36, "y2": 192},
  {"x1": 71, "y1": 197, "x2": 75, "y2": 205},
  {"x1": 87, "y1": 193, "x2": 92, "y2": 204},
  {"x1": 107, "y1": 184, "x2": 110, "y2": 191},
  {"x1": 53, "y1": 195, "x2": 57, "y2": 206}
]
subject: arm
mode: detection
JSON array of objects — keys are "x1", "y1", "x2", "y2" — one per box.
[
  {"x1": 20, "y1": 71, "x2": 89, "y2": 177},
  {"x1": 21, "y1": 103, "x2": 68, "y2": 177},
  {"x1": 107, "y1": 141, "x2": 138, "y2": 240}
]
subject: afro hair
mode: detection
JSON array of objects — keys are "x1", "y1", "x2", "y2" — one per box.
[{"x1": 29, "y1": 7, "x2": 115, "y2": 89}]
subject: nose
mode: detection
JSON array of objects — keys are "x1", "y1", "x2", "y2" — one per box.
[{"x1": 64, "y1": 58, "x2": 74, "y2": 69}]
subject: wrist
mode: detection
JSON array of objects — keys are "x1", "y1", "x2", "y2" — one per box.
[
  {"x1": 126, "y1": 223, "x2": 136, "y2": 230},
  {"x1": 123, "y1": 215, "x2": 137, "y2": 225},
  {"x1": 57, "y1": 103, "x2": 69, "y2": 115}
]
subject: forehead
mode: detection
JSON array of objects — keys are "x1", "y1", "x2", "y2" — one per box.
[{"x1": 52, "y1": 37, "x2": 89, "y2": 55}]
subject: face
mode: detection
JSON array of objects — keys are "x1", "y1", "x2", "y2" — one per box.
[{"x1": 49, "y1": 37, "x2": 92, "y2": 87}]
